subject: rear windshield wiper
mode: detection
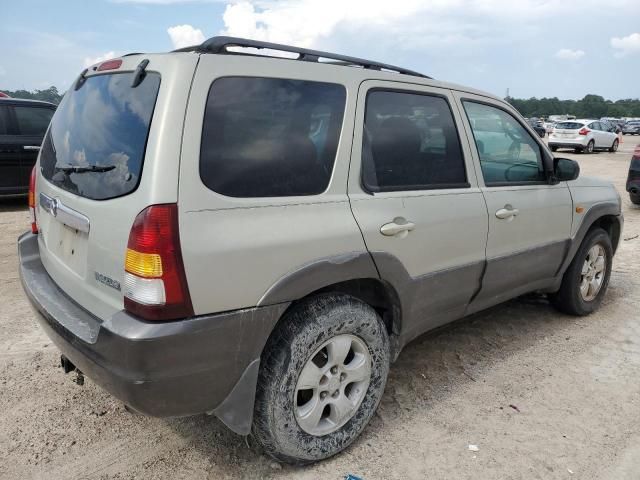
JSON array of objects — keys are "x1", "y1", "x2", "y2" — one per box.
[{"x1": 57, "y1": 164, "x2": 116, "y2": 174}]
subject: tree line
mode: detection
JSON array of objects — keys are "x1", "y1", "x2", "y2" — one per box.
[
  {"x1": 507, "y1": 94, "x2": 640, "y2": 119},
  {"x1": 1, "y1": 86, "x2": 64, "y2": 104},
  {"x1": 2, "y1": 86, "x2": 639, "y2": 120}
]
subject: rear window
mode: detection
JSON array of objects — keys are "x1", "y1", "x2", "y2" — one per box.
[
  {"x1": 40, "y1": 71, "x2": 160, "y2": 200},
  {"x1": 200, "y1": 77, "x2": 346, "y2": 197},
  {"x1": 555, "y1": 122, "x2": 584, "y2": 130}
]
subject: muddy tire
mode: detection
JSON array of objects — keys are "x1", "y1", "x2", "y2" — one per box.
[
  {"x1": 550, "y1": 228, "x2": 612, "y2": 316},
  {"x1": 252, "y1": 293, "x2": 390, "y2": 464}
]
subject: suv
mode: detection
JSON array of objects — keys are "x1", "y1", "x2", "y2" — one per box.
[
  {"x1": 0, "y1": 98, "x2": 55, "y2": 195},
  {"x1": 18, "y1": 37, "x2": 623, "y2": 464},
  {"x1": 622, "y1": 121, "x2": 640, "y2": 135},
  {"x1": 549, "y1": 119, "x2": 619, "y2": 153}
]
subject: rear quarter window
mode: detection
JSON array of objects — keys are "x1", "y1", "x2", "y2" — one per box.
[
  {"x1": 199, "y1": 77, "x2": 346, "y2": 197},
  {"x1": 14, "y1": 106, "x2": 54, "y2": 136}
]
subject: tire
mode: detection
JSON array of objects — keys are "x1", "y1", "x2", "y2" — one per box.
[
  {"x1": 631, "y1": 193, "x2": 640, "y2": 205},
  {"x1": 609, "y1": 139, "x2": 619, "y2": 153},
  {"x1": 252, "y1": 293, "x2": 390, "y2": 464},
  {"x1": 585, "y1": 140, "x2": 595, "y2": 154},
  {"x1": 551, "y1": 146, "x2": 558, "y2": 152},
  {"x1": 575, "y1": 148, "x2": 582, "y2": 154},
  {"x1": 550, "y1": 228, "x2": 612, "y2": 316}
]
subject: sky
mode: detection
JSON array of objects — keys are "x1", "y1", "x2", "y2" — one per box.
[{"x1": 1, "y1": 0, "x2": 639, "y2": 100}]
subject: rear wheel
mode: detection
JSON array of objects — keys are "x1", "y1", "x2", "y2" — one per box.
[
  {"x1": 631, "y1": 193, "x2": 640, "y2": 205},
  {"x1": 551, "y1": 146, "x2": 558, "y2": 152},
  {"x1": 585, "y1": 140, "x2": 595, "y2": 154},
  {"x1": 252, "y1": 294, "x2": 390, "y2": 464},
  {"x1": 609, "y1": 139, "x2": 619, "y2": 153},
  {"x1": 550, "y1": 228, "x2": 612, "y2": 316}
]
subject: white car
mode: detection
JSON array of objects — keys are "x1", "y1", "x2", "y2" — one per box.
[{"x1": 549, "y1": 119, "x2": 619, "y2": 153}]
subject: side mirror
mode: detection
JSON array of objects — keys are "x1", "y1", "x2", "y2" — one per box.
[{"x1": 553, "y1": 157, "x2": 580, "y2": 182}]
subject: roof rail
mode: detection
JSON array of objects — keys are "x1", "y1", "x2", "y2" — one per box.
[{"x1": 173, "y1": 36, "x2": 431, "y2": 79}]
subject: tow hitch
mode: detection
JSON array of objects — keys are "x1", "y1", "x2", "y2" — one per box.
[{"x1": 60, "y1": 355, "x2": 84, "y2": 385}]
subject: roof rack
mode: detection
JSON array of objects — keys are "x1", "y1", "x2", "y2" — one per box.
[{"x1": 173, "y1": 36, "x2": 431, "y2": 79}]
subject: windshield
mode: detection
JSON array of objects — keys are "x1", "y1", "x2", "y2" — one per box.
[{"x1": 40, "y1": 71, "x2": 160, "y2": 200}]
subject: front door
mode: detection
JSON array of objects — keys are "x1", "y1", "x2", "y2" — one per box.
[
  {"x1": 348, "y1": 81, "x2": 488, "y2": 342},
  {"x1": 13, "y1": 104, "x2": 55, "y2": 184},
  {"x1": 455, "y1": 94, "x2": 573, "y2": 313}
]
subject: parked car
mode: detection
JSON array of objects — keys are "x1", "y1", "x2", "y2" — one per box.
[
  {"x1": 18, "y1": 37, "x2": 623, "y2": 464},
  {"x1": 627, "y1": 144, "x2": 640, "y2": 205},
  {"x1": 527, "y1": 119, "x2": 546, "y2": 138},
  {"x1": 544, "y1": 121, "x2": 557, "y2": 133},
  {"x1": 549, "y1": 119, "x2": 619, "y2": 153},
  {"x1": 0, "y1": 98, "x2": 55, "y2": 196},
  {"x1": 622, "y1": 121, "x2": 640, "y2": 135}
]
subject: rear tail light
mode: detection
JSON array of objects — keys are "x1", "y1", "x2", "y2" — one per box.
[
  {"x1": 578, "y1": 127, "x2": 590, "y2": 136},
  {"x1": 29, "y1": 167, "x2": 38, "y2": 234},
  {"x1": 123, "y1": 204, "x2": 194, "y2": 321}
]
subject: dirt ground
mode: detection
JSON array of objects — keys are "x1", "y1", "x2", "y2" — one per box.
[{"x1": 1, "y1": 139, "x2": 639, "y2": 480}]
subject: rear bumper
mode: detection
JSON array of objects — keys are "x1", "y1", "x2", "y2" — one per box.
[
  {"x1": 18, "y1": 232, "x2": 287, "y2": 434},
  {"x1": 548, "y1": 139, "x2": 588, "y2": 148}
]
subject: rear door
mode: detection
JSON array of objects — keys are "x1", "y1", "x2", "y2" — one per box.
[
  {"x1": 0, "y1": 104, "x2": 25, "y2": 193},
  {"x1": 590, "y1": 122, "x2": 605, "y2": 148},
  {"x1": 348, "y1": 81, "x2": 488, "y2": 341},
  {"x1": 13, "y1": 104, "x2": 55, "y2": 184},
  {"x1": 455, "y1": 93, "x2": 572, "y2": 313}
]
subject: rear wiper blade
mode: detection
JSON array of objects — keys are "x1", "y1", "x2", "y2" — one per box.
[{"x1": 57, "y1": 164, "x2": 116, "y2": 174}]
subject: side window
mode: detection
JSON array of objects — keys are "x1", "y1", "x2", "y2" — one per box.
[
  {"x1": 463, "y1": 101, "x2": 546, "y2": 185},
  {"x1": 200, "y1": 77, "x2": 346, "y2": 198},
  {"x1": 14, "y1": 106, "x2": 54, "y2": 136},
  {"x1": 362, "y1": 90, "x2": 467, "y2": 192},
  {"x1": 0, "y1": 106, "x2": 10, "y2": 135}
]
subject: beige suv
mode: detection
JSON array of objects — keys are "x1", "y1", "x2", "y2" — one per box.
[{"x1": 19, "y1": 37, "x2": 622, "y2": 464}]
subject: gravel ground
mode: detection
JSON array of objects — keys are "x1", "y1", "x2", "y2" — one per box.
[{"x1": 1, "y1": 139, "x2": 639, "y2": 480}]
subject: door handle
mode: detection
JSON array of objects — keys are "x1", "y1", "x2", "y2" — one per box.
[
  {"x1": 380, "y1": 217, "x2": 415, "y2": 237},
  {"x1": 23, "y1": 145, "x2": 41, "y2": 151},
  {"x1": 495, "y1": 205, "x2": 519, "y2": 219}
]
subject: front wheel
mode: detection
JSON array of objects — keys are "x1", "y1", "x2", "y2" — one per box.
[
  {"x1": 252, "y1": 294, "x2": 390, "y2": 464},
  {"x1": 550, "y1": 228, "x2": 612, "y2": 316},
  {"x1": 631, "y1": 193, "x2": 640, "y2": 205}
]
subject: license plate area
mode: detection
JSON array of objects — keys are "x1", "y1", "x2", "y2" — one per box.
[{"x1": 45, "y1": 222, "x2": 89, "y2": 277}]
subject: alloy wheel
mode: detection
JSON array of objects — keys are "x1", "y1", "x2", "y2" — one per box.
[
  {"x1": 294, "y1": 334, "x2": 371, "y2": 436},
  {"x1": 580, "y1": 244, "x2": 606, "y2": 301}
]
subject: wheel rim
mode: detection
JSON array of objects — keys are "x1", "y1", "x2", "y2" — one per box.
[
  {"x1": 612, "y1": 140, "x2": 618, "y2": 151},
  {"x1": 294, "y1": 334, "x2": 371, "y2": 436},
  {"x1": 580, "y1": 244, "x2": 606, "y2": 301},
  {"x1": 587, "y1": 141, "x2": 594, "y2": 153}
]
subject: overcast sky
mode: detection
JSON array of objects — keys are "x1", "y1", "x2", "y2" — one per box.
[{"x1": 2, "y1": 0, "x2": 639, "y2": 100}]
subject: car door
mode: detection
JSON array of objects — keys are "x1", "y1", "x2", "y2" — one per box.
[
  {"x1": 589, "y1": 121, "x2": 604, "y2": 148},
  {"x1": 0, "y1": 104, "x2": 25, "y2": 193},
  {"x1": 13, "y1": 104, "x2": 55, "y2": 183},
  {"x1": 348, "y1": 81, "x2": 488, "y2": 343},
  {"x1": 454, "y1": 93, "x2": 573, "y2": 313}
]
